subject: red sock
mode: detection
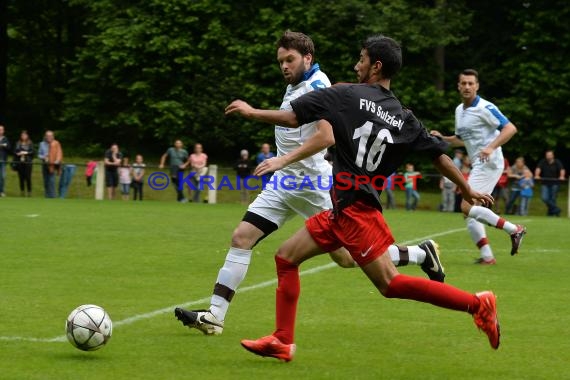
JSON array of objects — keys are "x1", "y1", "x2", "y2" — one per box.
[
  {"x1": 385, "y1": 274, "x2": 480, "y2": 314},
  {"x1": 496, "y1": 218, "x2": 505, "y2": 229},
  {"x1": 272, "y1": 256, "x2": 300, "y2": 344}
]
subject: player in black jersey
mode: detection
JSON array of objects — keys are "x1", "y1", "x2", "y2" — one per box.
[{"x1": 226, "y1": 35, "x2": 500, "y2": 361}]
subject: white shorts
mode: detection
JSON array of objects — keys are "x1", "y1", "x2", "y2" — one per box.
[
  {"x1": 468, "y1": 160, "x2": 504, "y2": 195},
  {"x1": 247, "y1": 182, "x2": 332, "y2": 228}
]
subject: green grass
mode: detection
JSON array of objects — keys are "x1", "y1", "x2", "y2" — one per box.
[{"x1": 0, "y1": 198, "x2": 569, "y2": 379}]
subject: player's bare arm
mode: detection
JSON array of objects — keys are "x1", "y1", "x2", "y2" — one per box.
[
  {"x1": 479, "y1": 122, "x2": 517, "y2": 162},
  {"x1": 430, "y1": 130, "x2": 465, "y2": 147},
  {"x1": 225, "y1": 100, "x2": 299, "y2": 128},
  {"x1": 254, "y1": 120, "x2": 335, "y2": 176},
  {"x1": 432, "y1": 154, "x2": 493, "y2": 207}
]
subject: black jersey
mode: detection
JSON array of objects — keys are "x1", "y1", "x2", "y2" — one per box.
[{"x1": 291, "y1": 83, "x2": 448, "y2": 211}]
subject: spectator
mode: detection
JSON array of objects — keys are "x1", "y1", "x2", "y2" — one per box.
[
  {"x1": 159, "y1": 139, "x2": 188, "y2": 202},
  {"x1": 59, "y1": 164, "x2": 76, "y2": 199},
  {"x1": 491, "y1": 158, "x2": 510, "y2": 214},
  {"x1": 535, "y1": 150, "x2": 566, "y2": 216},
  {"x1": 118, "y1": 157, "x2": 132, "y2": 201},
  {"x1": 0, "y1": 125, "x2": 10, "y2": 197},
  {"x1": 14, "y1": 130, "x2": 34, "y2": 197},
  {"x1": 256, "y1": 143, "x2": 276, "y2": 182},
  {"x1": 383, "y1": 172, "x2": 396, "y2": 209},
  {"x1": 404, "y1": 163, "x2": 420, "y2": 211},
  {"x1": 186, "y1": 143, "x2": 208, "y2": 203},
  {"x1": 519, "y1": 169, "x2": 534, "y2": 216},
  {"x1": 256, "y1": 143, "x2": 275, "y2": 165},
  {"x1": 505, "y1": 157, "x2": 529, "y2": 214},
  {"x1": 440, "y1": 176, "x2": 456, "y2": 212},
  {"x1": 452, "y1": 149, "x2": 464, "y2": 170},
  {"x1": 38, "y1": 131, "x2": 50, "y2": 197},
  {"x1": 85, "y1": 160, "x2": 97, "y2": 187},
  {"x1": 45, "y1": 131, "x2": 63, "y2": 198},
  {"x1": 131, "y1": 154, "x2": 145, "y2": 201},
  {"x1": 104, "y1": 143, "x2": 122, "y2": 200},
  {"x1": 234, "y1": 149, "x2": 254, "y2": 205}
]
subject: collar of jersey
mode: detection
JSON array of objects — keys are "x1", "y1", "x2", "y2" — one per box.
[
  {"x1": 302, "y1": 63, "x2": 320, "y2": 81},
  {"x1": 468, "y1": 95, "x2": 481, "y2": 108}
]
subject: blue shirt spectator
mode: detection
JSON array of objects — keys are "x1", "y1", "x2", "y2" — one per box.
[{"x1": 256, "y1": 143, "x2": 275, "y2": 165}]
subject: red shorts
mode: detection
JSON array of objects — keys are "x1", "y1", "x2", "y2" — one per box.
[{"x1": 305, "y1": 200, "x2": 395, "y2": 267}]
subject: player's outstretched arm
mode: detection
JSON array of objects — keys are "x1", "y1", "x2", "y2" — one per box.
[
  {"x1": 432, "y1": 154, "x2": 494, "y2": 206},
  {"x1": 254, "y1": 120, "x2": 335, "y2": 176},
  {"x1": 430, "y1": 130, "x2": 465, "y2": 147},
  {"x1": 225, "y1": 100, "x2": 299, "y2": 128}
]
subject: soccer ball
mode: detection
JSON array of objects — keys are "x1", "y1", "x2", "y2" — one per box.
[{"x1": 66, "y1": 304, "x2": 112, "y2": 351}]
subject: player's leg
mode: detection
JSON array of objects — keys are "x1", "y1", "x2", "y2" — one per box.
[
  {"x1": 175, "y1": 189, "x2": 294, "y2": 334},
  {"x1": 290, "y1": 188, "x2": 444, "y2": 280},
  {"x1": 461, "y1": 164, "x2": 526, "y2": 260},
  {"x1": 241, "y1": 224, "x2": 330, "y2": 361},
  {"x1": 360, "y1": 253, "x2": 500, "y2": 349}
]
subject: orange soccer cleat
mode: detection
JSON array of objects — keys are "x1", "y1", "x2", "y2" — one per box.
[
  {"x1": 240, "y1": 335, "x2": 296, "y2": 362},
  {"x1": 473, "y1": 291, "x2": 501, "y2": 349}
]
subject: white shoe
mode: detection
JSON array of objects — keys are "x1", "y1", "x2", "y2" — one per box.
[{"x1": 174, "y1": 308, "x2": 224, "y2": 335}]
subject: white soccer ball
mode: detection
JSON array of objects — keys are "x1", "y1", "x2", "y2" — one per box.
[{"x1": 66, "y1": 304, "x2": 112, "y2": 351}]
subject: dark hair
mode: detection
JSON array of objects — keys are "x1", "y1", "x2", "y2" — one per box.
[
  {"x1": 459, "y1": 69, "x2": 479, "y2": 81},
  {"x1": 277, "y1": 31, "x2": 315, "y2": 63},
  {"x1": 362, "y1": 35, "x2": 402, "y2": 79}
]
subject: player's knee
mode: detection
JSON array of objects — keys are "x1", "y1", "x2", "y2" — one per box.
[
  {"x1": 276, "y1": 245, "x2": 295, "y2": 262},
  {"x1": 230, "y1": 228, "x2": 255, "y2": 250}
]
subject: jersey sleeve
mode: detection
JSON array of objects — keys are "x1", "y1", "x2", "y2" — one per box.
[
  {"x1": 291, "y1": 84, "x2": 349, "y2": 126},
  {"x1": 482, "y1": 102, "x2": 510, "y2": 129}
]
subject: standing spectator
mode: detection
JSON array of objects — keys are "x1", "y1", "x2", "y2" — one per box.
[
  {"x1": 440, "y1": 176, "x2": 456, "y2": 212},
  {"x1": 131, "y1": 154, "x2": 145, "y2": 201},
  {"x1": 59, "y1": 164, "x2": 76, "y2": 199},
  {"x1": 519, "y1": 169, "x2": 534, "y2": 216},
  {"x1": 38, "y1": 132, "x2": 50, "y2": 197},
  {"x1": 0, "y1": 125, "x2": 10, "y2": 197},
  {"x1": 234, "y1": 149, "x2": 253, "y2": 205},
  {"x1": 104, "y1": 143, "x2": 122, "y2": 200},
  {"x1": 505, "y1": 156, "x2": 529, "y2": 214},
  {"x1": 256, "y1": 143, "x2": 276, "y2": 182},
  {"x1": 186, "y1": 143, "x2": 208, "y2": 203},
  {"x1": 85, "y1": 160, "x2": 97, "y2": 187},
  {"x1": 256, "y1": 143, "x2": 275, "y2": 164},
  {"x1": 159, "y1": 139, "x2": 188, "y2": 202},
  {"x1": 452, "y1": 149, "x2": 464, "y2": 169},
  {"x1": 383, "y1": 172, "x2": 397, "y2": 209},
  {"x1": 118, "y1": 157, "x2": 132, "y2": 201},
  {"x1": 14, "y1": 130, "x2": 34, "y2": 197},
  {"x1": 491, "y1": 158, "x2": 510, "y2": 214},
  {"x1": 45, "y1": 131, "x2": 63, "y2": 198},
  {"x1": 535, "y1": 150, "x2": 566, "y2": 216},
  {"x1": 404, "y1": 163, "x2": 420, "y2": 211}
]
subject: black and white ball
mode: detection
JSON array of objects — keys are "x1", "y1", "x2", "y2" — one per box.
[{"x1": 66, "y1": 304, "x2": 112, "y2": 351}]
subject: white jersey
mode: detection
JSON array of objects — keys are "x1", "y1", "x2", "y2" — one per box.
[
  {"x1": 455, "y1": 95, "x2": 509, "y2": 167},
  {"x1": 274, "y1": 64, "x2": 332, "y2": 179}
]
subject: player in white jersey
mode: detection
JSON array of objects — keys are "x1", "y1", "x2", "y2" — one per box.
[
  {"x1": 431, "y1": 69, "x2": 526, "y2": 264},
  {"x1": 175, "y1": 31, "x2": 445, "y2": 335}
]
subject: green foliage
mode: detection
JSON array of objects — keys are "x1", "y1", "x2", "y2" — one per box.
[{"x1": 4, "y1": 0, "x2": 570, "y2": 163}]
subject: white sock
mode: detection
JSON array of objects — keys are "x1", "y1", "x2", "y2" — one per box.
[
  {"x1": 388, "y1": 244, "x2": 426, "y2": 266},
  {"x1": 468, "y1": 206, "x2": 518, "y2": 234},
  {"x1": 210, "y1": 247, "x2": 251, "y2": 322},
  {"x1": 467, "y1": 217, "x2": 494, "y2": 260}
]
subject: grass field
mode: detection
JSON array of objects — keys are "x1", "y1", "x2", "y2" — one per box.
[{"x1": 1, "y1": 198, "x2": 569, "y2": 379}]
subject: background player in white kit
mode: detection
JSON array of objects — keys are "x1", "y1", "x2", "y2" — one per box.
[
  {"x1": 431, "y1": 69, "x2": 526, "y2": 264},
  {"x1": 175, "y1": 31, "x2": 445, "y2": 335}
]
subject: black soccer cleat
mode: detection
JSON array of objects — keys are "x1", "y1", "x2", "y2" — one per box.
[
  {"x1": 419, "y1": 240, "x2": 446, "y2": 282},
  {"x1": 510, "y1": 225, "x2": 527, "y2": 256},
  {"x1": 174, "y1": 308, "x2": 224, "y2": 335}
]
